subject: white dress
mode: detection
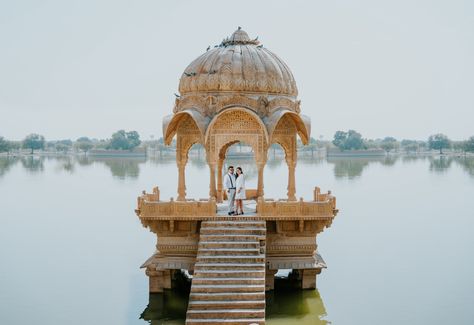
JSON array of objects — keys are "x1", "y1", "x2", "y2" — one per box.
[{"x1": 235, "y1": 175, "x2": 246, "y2": 199}]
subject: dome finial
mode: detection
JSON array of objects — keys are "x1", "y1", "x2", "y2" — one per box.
[{"x1": 221, "y1": 27, "x2": 259, "y2": 46}]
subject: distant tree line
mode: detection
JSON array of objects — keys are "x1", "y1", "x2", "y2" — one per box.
[
  {"x1": 326, "y1": 130, "x2": 474, "y2": 154},
  {"x1": 2, "y1": 129, "x2": 474, "y2": 155},
  {"x1": 0, "y1": 130, "x2": 142, "y2": 154}
]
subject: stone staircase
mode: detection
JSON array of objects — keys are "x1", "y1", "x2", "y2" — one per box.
[{"x1": 185, "y1": 216, "x2": 267, "y2": 325}]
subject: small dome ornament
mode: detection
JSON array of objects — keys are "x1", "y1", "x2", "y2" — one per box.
[{"x1": 220, "y1": 27, "x2": 260, "y2": 46}]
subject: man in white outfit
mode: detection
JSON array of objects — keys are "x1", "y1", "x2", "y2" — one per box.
[{"x1": 223, "y1": 166, "x2": 236, "y2": 215}]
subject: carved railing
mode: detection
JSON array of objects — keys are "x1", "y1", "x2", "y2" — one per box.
[
  {"x1": 138, "y1": 186, "x2": 160, "y2": 205},
  {"x1": 136, "y1": 187, "x2": 217, "y2": 220},
  {"x1": 256, "y1": 187, "x2": 337, "y2": 220},
  {"x1": 313, "y1": 186, "x2": 336, "y2": 209},
  {"x1": 136, "y1": 186, "x2": 336, "y2": 220}
]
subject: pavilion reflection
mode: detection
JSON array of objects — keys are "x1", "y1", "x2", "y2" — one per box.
[
  {"x1": 140, "y1": 292, "x2": 189, "y2": 324},
  {"x1": 139, "y1": 273, "x2": 330, "y2": 325},
  {"x1": 266, "y1": 289, "x2": 329, "y2": 325},
  {"x1": 140, "y1": 271, "x2": 190, "y2": 324}
]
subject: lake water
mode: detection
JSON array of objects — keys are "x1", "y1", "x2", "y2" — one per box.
[{"x1": 1, "y1": 154, "x2": 473, "y2": 325}]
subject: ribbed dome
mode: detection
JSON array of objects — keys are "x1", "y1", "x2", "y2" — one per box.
[{"x1": 178, "y1": 28, "x2": 298, "y2": 97}]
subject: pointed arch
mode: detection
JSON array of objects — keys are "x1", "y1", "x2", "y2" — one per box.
[
  {"x1": 205, "y1": 107, "x2": 269, "y2": 164},
  {"x1": 162, "y1": 109, "x2": 210, "y2": 145},
  {"x1": 266, "y1": 108, "x2": 311, "y2": 145}
]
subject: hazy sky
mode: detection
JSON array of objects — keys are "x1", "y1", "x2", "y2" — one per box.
[{"x1": 1, "y1": 0, "x2": 473, "y2": 141}]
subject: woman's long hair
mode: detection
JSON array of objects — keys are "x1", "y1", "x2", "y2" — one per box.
[{"x1": 236, "y1": 167, "x2": 243, "y2": 178}]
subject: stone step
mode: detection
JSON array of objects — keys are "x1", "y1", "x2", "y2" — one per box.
[
  {"x1": 194, "y1": 270, "x2": 265, "y2": 278},
  {"x1": 200, "y1": 227, "x2": 266, "y2": 236},
  {"x1": 186, "y1": 216, "x2": 266, "y2": 325},
  {"x1": 194, "y1": 263, "x2": 265, "y2": 271},
  {"x1": 199, "y1": 234, "x2": 260, "y2": 242},
  {"x1": 186, "y1": 309, "x2": 265, "y2": 319},
  {"x1": 189, "y1": 292, "x2": 265, "y2": 301},
  {"x1": 196, "y1": 255, "x2": 265, "y2": 264},
  {"x1": 188, "y1": 300, "x2": 265, "y2": 310},
  {"x1": 192, "y1": 277, "x2": 265, "y2": 285},
  {"x1": 197, "y1": 248, "x2": 260, "y2": 256},
  {"x1": 212, "y1": 215, "x2": 262, "y2": 220},
  {"x1": 185, "y1": 318, "x2": 265, "y2": 325},
  {"x1": 199, "y1": 241, "x2": 259, "y2": 249},
  {"x1": 191, "y1": 284, "x2": 265, "y2": 293},
  {"x1": 202, "y1": 221, "x2": 265, "y2": 228}
]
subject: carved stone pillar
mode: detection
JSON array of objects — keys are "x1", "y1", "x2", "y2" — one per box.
[
  {"x1": 257, "y1": 162, "x2": 265, "y2": 198},
  {"x1": 216, "y1": 157, "x2": 224, "y2": 203},
  {"x1": 265, "y1": 268, "x2": 278, "y2": 291},
  {"x1": 146, "y1": 268, "x2": 173, "y2": 293},
  {"x1": 163, "y1": 270, "x2": 172, "y2": 289},
  {"x1": 177, "y1": 159, "x2": 187, "y2": 201},
  {"x1": 209, "y1": 163, "x2": 217, "y2": 199},
  {"x1": 287, "y1": 160, "x2": 297, "y2": 201},
  {"x1": 301, "y1": 268, "x2": 321, "y2": 289}
]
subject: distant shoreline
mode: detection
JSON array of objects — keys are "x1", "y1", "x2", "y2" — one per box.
[{"x1": 2, "y1": 149, "x2": 472, "y2": 158}]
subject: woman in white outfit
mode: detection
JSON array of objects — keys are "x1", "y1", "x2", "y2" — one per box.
[{"x1": 235, "y1": 167, "x2": 246, "y2": 215}]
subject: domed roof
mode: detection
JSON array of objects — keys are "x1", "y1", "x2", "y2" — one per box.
[{"x1": 178, "y1": 28, "x2": 298, "y2": 97}]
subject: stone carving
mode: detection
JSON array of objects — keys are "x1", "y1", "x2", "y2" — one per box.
[
  {"x1": 257, "y1": 95, "x2": 270, "y2": 117},
  {"x1": 206, "y1": 108, "x2": 268, "y2": 165},
  {"x1": 174, "y1": 93, "x2": 302, "y2": 119}
]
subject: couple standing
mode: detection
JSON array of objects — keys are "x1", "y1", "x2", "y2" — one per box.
[{"x1": 223, "y1": 165, "x2": 246, "y2": 215}]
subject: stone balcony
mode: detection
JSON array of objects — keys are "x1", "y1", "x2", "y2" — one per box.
[{"x1": 135, "y1": 186, "x2": 337, "y2": 221}]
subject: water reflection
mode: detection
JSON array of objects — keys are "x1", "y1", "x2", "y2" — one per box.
[
  {"x1": 225, "y1": 157, "x2": 258, "y2": 180},
  {"x1": 327, "y1": 156, "x2": 401, "y2": 179},
  {"x1": 328, "y1": 157, "x2": 373, "y2": 179},
  {"x1": 68, "y1": 155, "x2": 147, "y2": 179},
  {"x1": 53, "y1": 156, "x2": 75, "y2": 173},
  {"x1": 266, "y1": 290, "x2": 329, "y2": 325},
  {"x1": 0, "y1": 156, "x2": 19, "y2": 178},
  {"x1": 90, "y1": 157, "x2": 145, "y2": 179},
  {"x1": 380, "y1": 156, "x2": 398, "y2": 166},
  {"x1": 149, "y1": 155, "x2": 178, "y2": 165},
  {"x1": 20, "y1": 156, "x2": 45, "y2": 173},
  {"x1": 298, "y1": 156, "x2": 325, "y2": 167},
  {"x1": 429, "y1": 156, "x2": 453, "y2": 173},
  {"x1": 140, "y1": 272, "x2": 190, "y2": 324},
  {"x1": 187, "y1": 155, "x2": 207, "y2": 169},
  {"x1": 455, "y1": 156, "x2": 474, "y2": 177},
  {"x1": 2, "y1": 155, "x2": 474, "y2": 181},
  {"x1": 266, "y1": 153, "x2": 286, "y2": 170},
  {"x1": 401, "y1": 155, "x2": 428, "y2": 163}
]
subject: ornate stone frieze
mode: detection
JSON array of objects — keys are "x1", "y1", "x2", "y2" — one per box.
[{"x1": 174, "y1": 93, "x2": 300, "y2": 119}]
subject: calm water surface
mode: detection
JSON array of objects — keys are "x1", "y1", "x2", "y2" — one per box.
[{"x1": 1, "y1": 154, "x2": 473, "y2": 324}]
